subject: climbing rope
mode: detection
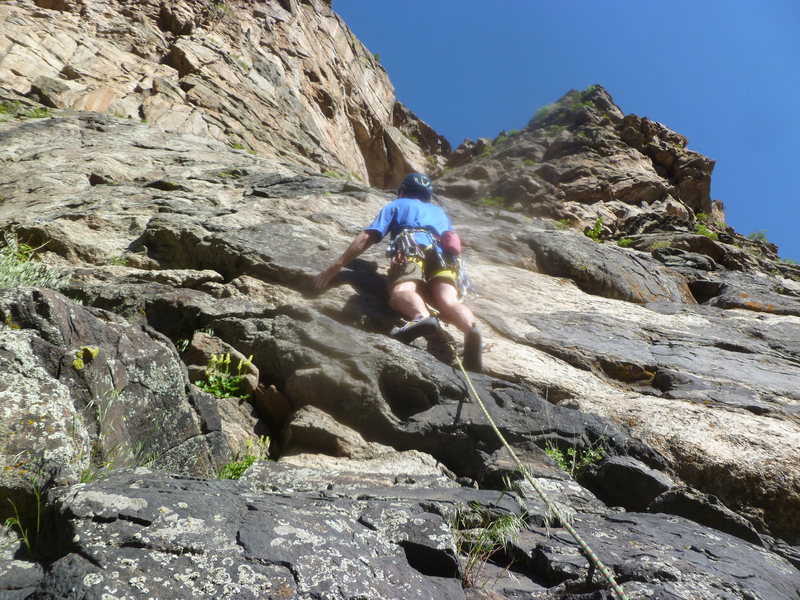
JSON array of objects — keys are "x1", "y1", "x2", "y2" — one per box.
[{"x1": 452, "y1": 353, "x2": 630, "y2": 600}]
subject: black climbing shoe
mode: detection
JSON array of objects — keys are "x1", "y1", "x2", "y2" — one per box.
[
  {"x1": 392, "y1": 316, "x2": 439, "y2": 344},
  {"x1": 463, "y1": 327, "x2": 482, "y2": 372}
]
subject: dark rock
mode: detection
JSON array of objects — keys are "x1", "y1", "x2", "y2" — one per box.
[
  {"x1": 648, "y1": 487, "x2": 763, "y2": 546},
  {"x1": 521, "y1": 230, "x2": 695, "y2": 304},
  {"x1": 582, "y1": 456, "x2": 675, "y2": 512},
  {"x1": 652, "y1": 247, "x2": 717, "y2": 271},
  {"x1": 0, "y1": 287, "x2": 234, "y2": 526},
  {"x1": 517, "y1": 512, "x2": 799, "y2": 599}
]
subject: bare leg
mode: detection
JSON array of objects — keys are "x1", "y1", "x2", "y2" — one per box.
[
  {"x1": 427, "y1": 278, "x2": 476, "y2": 333},
  {"x1": 389, "y1": 280, "x2": 429, "y2": 321}
]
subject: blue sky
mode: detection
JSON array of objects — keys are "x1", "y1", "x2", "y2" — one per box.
[{"x1": 334, "y1": 1, "x2": 800, "y2": 262}]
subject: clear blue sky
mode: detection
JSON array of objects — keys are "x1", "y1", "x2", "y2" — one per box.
[{"x1": 334, "y1": 1, "x2": 800, "y2": 262}]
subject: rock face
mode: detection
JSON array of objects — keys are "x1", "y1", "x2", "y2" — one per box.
[
  {"x1": 0, "y1": 0, "x2": 448, "y2": 186},
  {"x1": 0, "y1": 3, "x2": 799, "y2": 599}
]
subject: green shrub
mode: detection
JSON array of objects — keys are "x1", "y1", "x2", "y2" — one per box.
[
  {"x1": 617, "y1": 237, "x2": 635, "y2": 248},
  {"x1": 0, "y1": 102, "x2": 51, "y2": 120},
  {"x1": 694, "y1": 223, "x2": 718, "y2": 240},
  {"x1": 451, "y1": 500, "x2": 525, "y2": 588},
  {"x1": 197, "y1": 353, "x2": 253, "y2": 399},
  {"x1": 0, "y1": 233, "x2": 67, "y2": 289},
  {"x1": 585, "y1": 217, "x2": 603, "y2": 242},
  {"x1": 532, "y1": 103, "x2": 557, "y2": 121},
  {"x1": 648, "y1": 240, "x2": 671, "y2": 251},
  {"x1": 695, "y1": 212, "x2": 710, "y2": 223},
  {"x1": 545, "y1": 442, "x2": 604, "y2": 478},
  {"x1": 22, "y1": 107, "x2": 51, "y2": 119},
  {"x1": 746, "y1": 230, "x2": 768, "y2": 242},
  {"x1": 0, "y1": 101, "x2": 20, "y2": 115},
  {"x1": 477, "y1": 196, "x2": 504, "y2": 208},
  {"x1": 522, "y1": 159, "x2": 537, "y2": 167},
  {"x1": 219, "y1": 435, "x2": 270, "y2": 480},
  {"x1": 554, "y1": 218, "x2": 571, "y2": 230}
]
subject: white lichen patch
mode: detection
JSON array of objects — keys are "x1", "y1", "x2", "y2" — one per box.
[
  {"x1": 75, "y1": 490, "x2": 148, "y2": 513},
  {"x1": 82, "y1": 573, "x2": 104, "y2": 587}
]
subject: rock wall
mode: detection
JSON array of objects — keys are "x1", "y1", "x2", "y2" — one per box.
[
  {"x1": 0, "y1": 0, "x2": 448, "y2": 186},
  {"x1": 0, "y1": 4, "x2": 799, "y2": 600}
]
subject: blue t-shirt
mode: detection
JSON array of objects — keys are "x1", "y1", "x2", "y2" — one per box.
[{"x1": 365, "y1": 197, "x2": 452, "y2": 246}]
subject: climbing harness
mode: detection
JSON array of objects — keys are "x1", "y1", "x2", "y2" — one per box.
[
  {"x1": 386, "y1": 228, "x2": 473, "y2": 300},
  {"x1": 451, "y1": 350, "x2": 629, "y2": 600}
]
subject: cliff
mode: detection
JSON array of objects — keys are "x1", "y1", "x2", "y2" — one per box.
[{"x1": 0, "y1": 2, "x2": 799, "y2": 599}]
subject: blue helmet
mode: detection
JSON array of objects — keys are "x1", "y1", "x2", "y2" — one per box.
[{"x1": 397, "y1": 173, "x2": 433, "y2": 202}]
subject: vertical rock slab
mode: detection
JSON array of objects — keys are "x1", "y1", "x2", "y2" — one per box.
[{"x1": 0, "y1": 287, "x2": 230, "y2": 525}]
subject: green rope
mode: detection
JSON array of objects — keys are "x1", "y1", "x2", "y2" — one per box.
[{"x1": 453, "y1": 354, "x2": 629, "y2": 600}]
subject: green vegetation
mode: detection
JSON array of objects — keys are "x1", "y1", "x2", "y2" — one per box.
[
  {"x1": 109, "y1": 255, "x2": 129, "y2": 267},
  {"x1": 0, "y1": 232, "x2": 67, "y2": 290},
  {"x1": 323, "y1": 169, "x2": 345, "y2": 179},
  {"x1": 216, "y1": 168, "x2": 243, "y2": 179},
  {"x1": 648, "y1": 240, "x2": 671, "y2": 251},
  {"x1": 746, "y1": 230, "x2": 769, "y2": 242},
  {"x1": 522, "y1": 159, "x2": 537, "y2": 167},
  {"x1": 0, "y1": 101, "x2": 19, "y2": 115},
  {"x1": 229, "y1": 142, "x2": 247, "y2": 150},
  {"x1": 451, "y1": 500, "x2": 526, "y2": 588},
  {"x1": 372, "y1": 53, "x2": 381, "y2": 64},
  {"x1": 494, "y1": 130, "x2": 521, "y2": 144},
  {"x1": 585, "y1": 217, "x2": 604, "y2": 242},
  {"x1": 72, "y1": 346, "x2": 100, "y2": 371},
  {"x1": 3, "y1": 475, "x2": 45, "y2": 557},
  {"x1": 617, "y1": 237, "x2": 635, "y2": 248},
  {"x1": 554, "y1": 218, "x2": 571, "y2": 230},
  {"x1": 529, "y1": 84, "x2": 599, "y2": 127},
  {"x1": 479, "y1": 143, "x2": 494, "y2": 157},
  {"x1": 780, "y1": 257, "x2": 797, "y2": 265},
  {"x1": 0, "y1": 101, "x2": 52, "y2": 121},
  {"x1": 219, "y1": 435, "x2": 270, "y2": 480},
  {"x1": 532, "y1": 102, "x2": 557, "y2": 121},
  {"x1": 545, "y1": 441, "x2": 605, "y2": 478},
  {"x1": 78, "y1": 388, "x2": 163, "y2": 483},
  {"x1": 477, "y1": 196, "x2": 505, "y2": 208},
  {"x1": 694, "y1": 223, "x2": 718, "y2": 240},
  {"x1": 197, "y1": 353, "x2": 253, "y2": 399}
]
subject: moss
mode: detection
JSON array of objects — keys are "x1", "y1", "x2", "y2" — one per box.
[{"x1": 72, "y1": 346, "x2": 100, "y2": 371}]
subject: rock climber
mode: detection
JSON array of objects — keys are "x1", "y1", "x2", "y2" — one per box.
[{"x1": 313, "y1": 172, "x2": 482, "y2": 372}]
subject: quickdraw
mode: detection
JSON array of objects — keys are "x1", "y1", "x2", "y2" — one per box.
[{"x1": 386, "y1": 228, "x2": 473, "y2": 301}]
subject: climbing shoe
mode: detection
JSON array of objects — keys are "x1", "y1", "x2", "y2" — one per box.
[
  {"x1": 463, "y1": 327, "x2": 482, "y2": 372},
  {"x1": 392, "y1": 316, "x2": 439, "y2": 344}
]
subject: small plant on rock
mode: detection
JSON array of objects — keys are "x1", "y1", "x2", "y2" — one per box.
[
  {"x1": 554, "y1": 218, "x2": 572, "y2": 230},
  {"x1": 585, "y1": 217, "x2": 604, "y2": 242},
  {"x1": 694, "y1": 223, "x2": 718, "y2": 240},
  {"x1": 477, "y1": 196, "x2": 505, "y2": 209},
  {"x1": 197, "y1": 353, "x2": 252, "y2": 399},
  {"x1": 219, "y1": 435, "x2": 270, "y2": 480},
  {"x1": 0, "y1": 232, "x2": 67, "y2": 290},
  {"x1": 617, "y1": 237, "x2": 635, "y2": 248},
  {"x1": 545, "y1": 441, "x2": 605, "y2": 478},
  {"x1": 746, "y1": 230, "x2": 769, "y2": 242},
  {"x1": 451, "y1": 500, "x2": 526, "y2": 588}
]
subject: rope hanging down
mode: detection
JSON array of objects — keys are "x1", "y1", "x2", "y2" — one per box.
[{"x1": 452, "y1": 354, "x2": 630, "y2": 600}]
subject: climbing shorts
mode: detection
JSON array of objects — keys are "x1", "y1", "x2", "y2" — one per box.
[{"x1": 388, "y1": 249, "x2": 458, "y2": 288}]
